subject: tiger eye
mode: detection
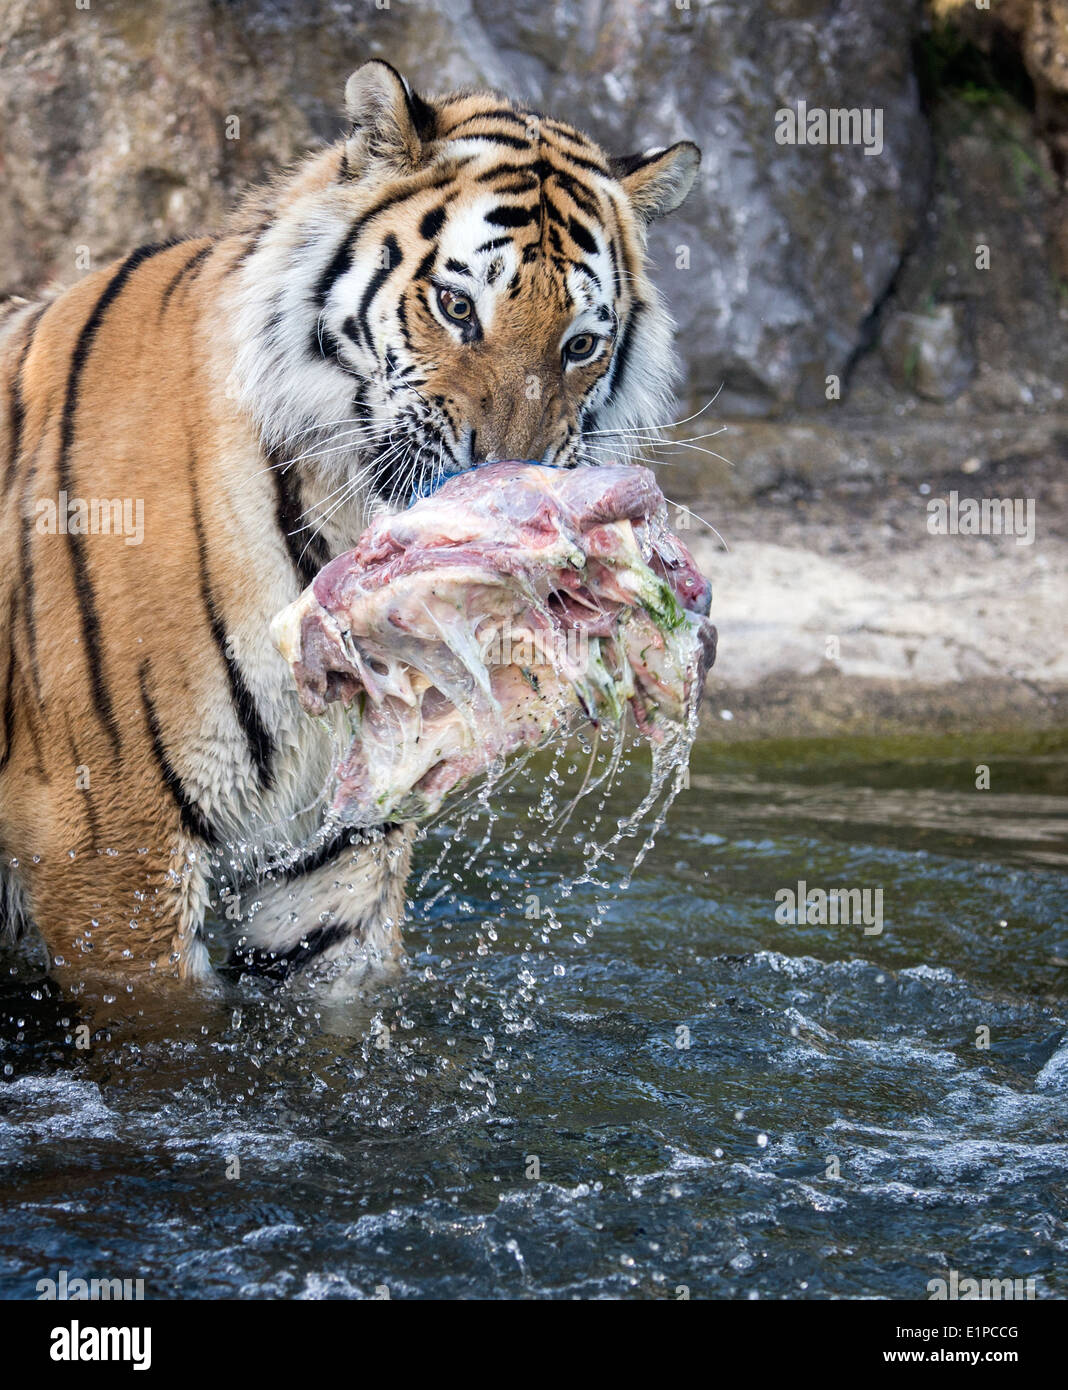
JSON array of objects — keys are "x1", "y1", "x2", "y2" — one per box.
[
  {"x1": 565, "y1": 333, "x2": 598, "y2": 361},
  {"x1": 440, "y1": 289, "x2": 473, "y2": 321}
]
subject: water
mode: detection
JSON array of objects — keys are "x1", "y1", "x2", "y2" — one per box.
[{"x1": 1, "y1": 731, "x2": 1066, "y2": 1300}]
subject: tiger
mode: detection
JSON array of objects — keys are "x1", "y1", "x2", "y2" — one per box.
[{"x1": 0, "y1": 61, "x2": 700, "y2": 992}]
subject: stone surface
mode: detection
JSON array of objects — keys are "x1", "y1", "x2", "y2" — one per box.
[
  {"x1": 879, "y1": 305, "x2": 975, "y2": 403},
  {"x1": 1, "y1": 0, "x2": 1063, "y2": 433},
  {"x1": 1, "y1": 0, "x2": 929, "y2": 416},
  {"x1": 685, "y1": 452, "x2": 1068, "y2": 735}
]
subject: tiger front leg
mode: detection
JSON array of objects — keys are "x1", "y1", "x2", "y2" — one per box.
[
  {"x1": 9, "y1": 828, "x2": 214, "y2": 988},
  {"x1": 221, "y1": 823, "x2": 414, "y2": 990}
]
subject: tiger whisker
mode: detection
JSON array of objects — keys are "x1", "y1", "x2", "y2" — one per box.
[
  {"x1": 595, "y1": 426, "x2": 728, "y2": 449},
  {"x1": 581, "y1": 386, "x2": 724, "y2": 437},
  {"x1": 273, "y1": 413, "x2": 372, "y2": 449},
  {"x1": 641, "y1": 439, "x2": 735, "y2": 467},
  {"x1": 294, "y1": 477, "x2": 373, "y2": 564},
  {"x1": 660, "y1": 495, "x2": 730, "y2": 551},
  {"x1": 292, "y1": 446, "x2": 405, "y2": 526},
  {"x1": 273, "y1": 427, "x2": 395, "y2": 475},
  {"x1": 577, "y1": 440, "x2": 662, "y2": 470},
  {"x1": 246, "y1": 422, "x2": 398, "y2": 484},
  {"x1": 294, "y1": 441, "x2": 408, "y2": 531}
]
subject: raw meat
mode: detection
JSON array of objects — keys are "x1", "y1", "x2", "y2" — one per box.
[{"x1": 271, "y1": 462, "x2": 716, "y2": 825}]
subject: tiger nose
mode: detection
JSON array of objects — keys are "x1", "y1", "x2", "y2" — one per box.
[
  {"x1": 476, "y1": 378, "x2": 561, "y2": 462},
  {"x1": 466, "y1": 425, "x2": 539, "y2": 466}
]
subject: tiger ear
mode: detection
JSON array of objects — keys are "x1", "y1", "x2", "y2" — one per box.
[
  {"x1": 611, "y1": 141, "x2": 701, "y2": 221},
  {"x1": 342, "y1": 61, "x2": 437, "y2": 174}
]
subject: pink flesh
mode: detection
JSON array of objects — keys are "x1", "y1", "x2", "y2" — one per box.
[{"x1": 272, "y1": 462, "x2": 716, "y2": 825}]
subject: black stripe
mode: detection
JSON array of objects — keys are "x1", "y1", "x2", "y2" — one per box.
[
  {"x1": 138, "y1": 660, "x2": 216, "y2": 844},
  {"x1": 190, "y1": 473, "x2": 275, "y2": 790},
  {"x1": 4, "y1": 306, "x2": 46, "y2": 498},
  {"x1": 276, "y1": 824, "x2": 394, "y2": 883},
  {"x1": 605, "y1": 302, "x2": 644, "y2": 400},
  {"x1": 413, "y1": 249, "x2": 436, "y2": 283},
  {"x1": 444, "y1": 109, "x2": 530, "y2": 135},
  {"x1": 313, "y1": 193, "x2": 409, "y2": 311},
  {"x1": 568, "y1": 216, "x2": 598, "y2": 256},
  {"x1": 610, "y1": 152, "x2": 652, "y2": 179},
  {"x1": 396, "y1": 293, "x2": 413, "y2": 350},
  {"x1": 618, "y1": 226, "x2": 639, "y2": 287},
  {"x1": 403, "y1": 84, "x2": 438, "y2": 143},
  {"x1": 22, "y1": 686, "x2": 49, "y2": 783},
  {"x1": 314, "y1": 323, "x2": 346, "y2": 363},
  {"x1": 607, "y1": 189, "x2": 640, "y2": 288},
  {"x1": 420, "y1": 205, "x2": 447, "y2": 240},
  {"x1": 452, "y1": 132, "x2": 530, "y2": 151},
  {"x1": 530, "y1": 157, "x2": 556, "y2": 181},
  {"x1": 544, "y1": 120, "x2": 607, "y2": 156},
  {"x1": 5, "y1": 581, "x2": 44, "y2": 773},
  {"x1": 549, "y1": 167, "x2": 600, "y2": 216},
  {"x1": 475, "y1": 161, "x2": 535, "y2": 183},
  {"x1": 607, "y1": 227, "x2": 623, "y2": 300},
  {"x1": 485, "y1": 204, "x2": 539, "y2": 228},
  {"x1": 541, "y1": 196, "x2": 566, "y2": 228},
  {"x1": 313, "y1": 178, "x2": 452, "y2": 313},
  {"x1": 60, "y1": 241, "x2": 178, "y2": 755},
  {"x1": 269, "y1": 450, "x2": 330, "y2": 588},
  {"x1": 569, "y1": 258, "x2": 605, "y2": 294},
  {"x1": 159, "y1": 242, "x2": 213, "y2": 318},
  {"x1": 356, "y1": 234, "x2": 402, "y2": 349},
  {"x1": 224, "y1": 219, "x2": 271, "y2": 276},
  {"x1": 224, "y1": 921, "x2": 351, "y2": 982},
  {"x1": 351, "y1": 379, "x2": 372, "y2": 431},
  {"x1": 544, "y1": 142, "x2": 610, "y2": 177},
  {"x1": 0, "y1": 605, "x2": 16, "y2": 773},
  {"x1": 18, "y1": 455, "x2": 44, "y2": 701},
  {"x1": 490, "y1": 176, "x2": 539, "y2": 196}
]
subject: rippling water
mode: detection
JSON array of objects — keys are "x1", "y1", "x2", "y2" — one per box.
[{"x1": 2, "y1": 731, "x2": 1066, "y2": 1299}]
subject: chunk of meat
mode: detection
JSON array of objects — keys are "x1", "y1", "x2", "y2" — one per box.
[{"x1": 271, "y1": 462, "x2": 716, "y2": 825}]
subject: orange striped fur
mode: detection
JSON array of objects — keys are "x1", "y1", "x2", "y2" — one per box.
[{"x1": 0, "y1": 63, "x2": 699, "y2": 990}]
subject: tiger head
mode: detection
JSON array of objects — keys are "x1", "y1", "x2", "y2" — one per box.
[{"x1": 231, "y1": 61, "x2": 700, "y2": 512}]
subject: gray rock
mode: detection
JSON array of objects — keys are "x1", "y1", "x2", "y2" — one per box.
[
  {"x1": 880, "y1": 304, "x2": 975, "y2": 401},
  {"x1": 2, "y1": 0, "x2": 1065, "y2": 451},
  {"x1": 0, "y1": 0, "x2": 929, "y2": 420}
]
